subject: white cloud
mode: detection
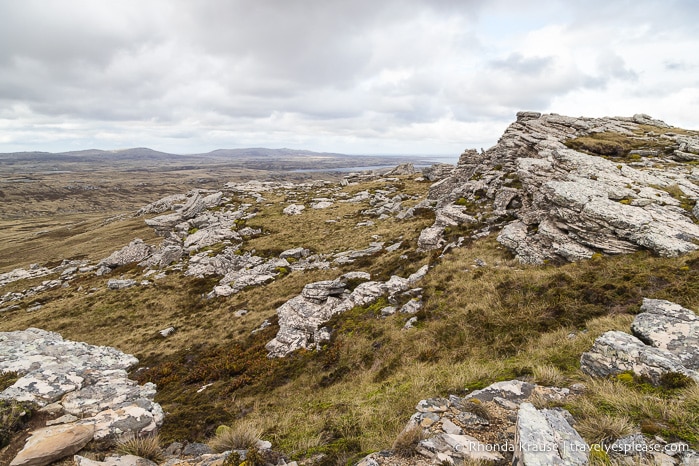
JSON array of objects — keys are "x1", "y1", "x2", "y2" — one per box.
[{"x1": 0, "y1": 0, "x2": 697, "y2": 154}]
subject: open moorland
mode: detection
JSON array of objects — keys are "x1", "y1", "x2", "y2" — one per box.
[{"x1": 2, "y1": 113, "x2": 699, "y2": 466}]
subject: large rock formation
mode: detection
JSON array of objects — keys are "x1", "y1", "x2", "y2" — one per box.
[
  {"x1": 422, "y1": 112, "x2": 699, "y2": 263},
  {"x1": 581, "y1": 299, "x2": 699, "y2": 383},
  {"x1": 0, "y1": 329, "x2": 163, "y2": 465}
]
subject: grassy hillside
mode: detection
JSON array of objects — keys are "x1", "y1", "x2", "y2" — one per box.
[{"x1": 2, "y1": 173, "x2": 699, "y2": 464}]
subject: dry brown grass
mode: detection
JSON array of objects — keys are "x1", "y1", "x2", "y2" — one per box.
[
  {"x1": 575, "y1": 413, "x2": 635, "y2": 444},
  {"x1": 532, "y1": 364, "x2": 567, "y2": 387}
]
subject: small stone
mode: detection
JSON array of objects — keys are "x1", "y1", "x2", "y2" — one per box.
[
  {"x1": 182, "y1": 442, "x2": 214, "y2": 457},
  {"x1": 403, "y1": 316, "x2": 418, "y2": 330},
  {"x1": 158, "y1": 327, "x2": 176, "y2": 338},
  {"x1": 441, "y1": 418, "x2": 462, "y2": 435}
]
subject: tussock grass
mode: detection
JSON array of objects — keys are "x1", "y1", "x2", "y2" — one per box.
[
  {"x1": 575, "y1": 414, "x2": 635, "y2": 444},
  {"x1": 116, "y1": 434, "x2": 163, "y2": 463},
  {"x1": 532, "y1": 364, "x2": 567, "y2": 387},
  {"x1": 566, "y1": 376, "x2": 699, "y2": 445},
  {"x1": 210, "y1": 421, "x2": 263, "y2": 452},
  {"x1": 391, "y1": 426, "x2": 424, "y2": 457}
]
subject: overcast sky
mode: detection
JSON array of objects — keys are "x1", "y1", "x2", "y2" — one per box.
[{"x1": 1, "y1": 0, "x2": 697, "y2": 156}]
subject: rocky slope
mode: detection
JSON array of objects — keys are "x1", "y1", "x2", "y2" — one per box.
[
  {"x1": 419, "y1": 112, "x2": 699, "y2": 263},
  {"x1": 3, "y1": 113, "x2": 699, "y2": 465}
]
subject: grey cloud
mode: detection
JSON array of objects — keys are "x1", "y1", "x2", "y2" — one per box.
[
  {"x1": 0, "y1": 0, "x2": 698, "y2": 155},
  {"x1": 489, "y1": 53, "x2": 553, "y2": 75}
]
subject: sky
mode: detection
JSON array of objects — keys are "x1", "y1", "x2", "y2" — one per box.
[{"x1": 0, "y1": 0, "x2": 698, "y2": 156}]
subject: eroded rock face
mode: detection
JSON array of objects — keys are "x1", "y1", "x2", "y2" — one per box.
[
  {"x1": 422, "y1": 112, "x2": 699, "y2": 263},
  {"x1": 1, "y1": 328, "x2": 163, "y2": 463},
  {"x1": 581, "y1": 299, "x2": 699, "y2": 384},
  {"x1": 266, "y1": 266, "x2": 429, "y2": 357}
]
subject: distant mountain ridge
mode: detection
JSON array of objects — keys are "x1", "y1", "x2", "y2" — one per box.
[{"x1": 0, "y1": 147, "x2": 353, "y2": 160}]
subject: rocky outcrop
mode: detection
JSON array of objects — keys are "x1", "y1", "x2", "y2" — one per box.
[
  {"x1": 144, "y1": 191, "x2": 223, "y2": 234},
  {"x1": 631, "y1": 298, "x2": 699, "y2": 370},
  {"x1": 422, "y1": 163, "x2": 455, "y2": 181},
  {"x1": 422, "y1": 112, "x2": 699, "y2": 263},
  {"x1": 266, "y1": 266, "x2": 428, "y2": 357},
  {"x1": 136, "y1": 193, "x2": 188, "y2": 215},
  {"x1": 99, "y1": 239, "x2": 153, "y2": 271},
  {"x1": 1, "y1": 328, "x2": 163, "y2": 464},
  {"x1": 386, "y1": 163, "x2": 416, "y2": 176},
  {"x1": 581, "y1": 299, "x2": 699, "y2": 383},
  {"x1": 0, "y1": 264, "x2": 53, "y2": 288}
]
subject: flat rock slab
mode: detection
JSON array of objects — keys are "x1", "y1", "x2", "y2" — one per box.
[{"x1": 10, "y1": 424, "x2": 95, "y2": 466}]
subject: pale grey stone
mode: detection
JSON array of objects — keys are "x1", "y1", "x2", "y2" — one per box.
[
  {"x1": 631, "y1": 298, "x2": 699, "y2": 370},
  {"x1": 283, "y1": 204, "x2": 305, "y2": 215},
  {"x1": 580, "y1": 331, "x2": 699, "y2": 384},
  {"x1": 100, "y1": 239, "x2": 153, "y2": 269},
  {"x1": 514, "y1": 403, "x2": 588, "y2": 466},
  {"x1": 107, "y1": 279, "x2": 137, "y2": 290}
]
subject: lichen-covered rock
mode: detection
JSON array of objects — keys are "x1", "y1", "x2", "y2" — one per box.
[
  {"x1": 631, "y1": 298, "x2": 699, "y2": 370},
  {"x1": 0, "y1": 328, "x2": 163, "y2": 448},
  {"x1": 581, "y1": 299, "x2": 699, "y2": 384},
  {"x1": 136, "y1": 193, "x2": 188, "y2": 215},
  {"x1": 397, "y1": 380, "x2": 576, "y2": 465},
  {"x1": 183, "y1": 227, "x2": 240, "y2": 252},
  {"x1": 580, "y1": 331, "x2": 699, "y2": 384},
  {"x1": 513, "y1": 403, "x2": 588, "y2": 466}
]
